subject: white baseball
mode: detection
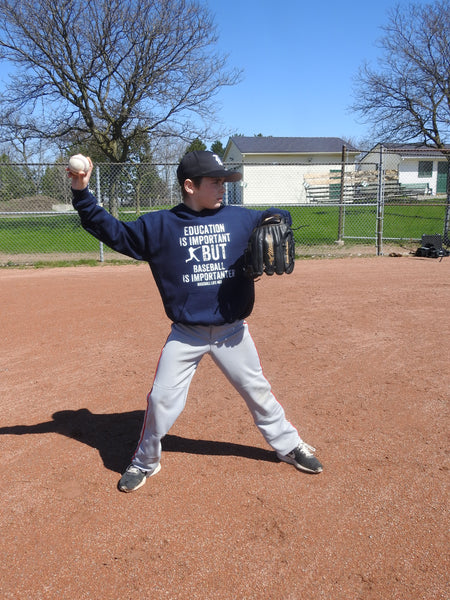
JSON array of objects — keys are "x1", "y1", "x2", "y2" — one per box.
[{"x1": 68, "y1": 154, "x2": 90, "y2": 174}]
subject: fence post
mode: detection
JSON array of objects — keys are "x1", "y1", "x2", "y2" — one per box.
[
  {"x1": 337, "y1": 145, "x2": 346, "y2": 243},
  {"x1": 376, "y1": 145, "x2": 385, "y2": 256},
  {"x1": 443, "y1": 155, "x2": 450, "y2": 246},
  {"x1": 95, "y1": 165, "x2": 104, "y2": 262}
]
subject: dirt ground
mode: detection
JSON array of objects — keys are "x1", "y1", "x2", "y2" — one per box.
[{"x1": 0, "y1": 257, "x2": 448, "y2": 600}]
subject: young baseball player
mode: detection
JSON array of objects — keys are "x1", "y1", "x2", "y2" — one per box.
[{"x1": 69, "y1": 151, "x2": 323, "y2": 492}]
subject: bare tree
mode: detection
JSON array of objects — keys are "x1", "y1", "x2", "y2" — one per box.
[
  {"x1": 351, "y1": 0, "x2": 450, "y2": 242},
  {"x1": 0, "y1": 0, "x2": 241, "y2": 163},
  {"x1": 351, "y1": 0, "x2": 450, "y2": 148}
]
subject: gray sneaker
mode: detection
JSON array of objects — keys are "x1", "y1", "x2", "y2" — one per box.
[
  {"x1": 277, "y1": 441, "x2": 323, "y2": 474},
  {"x1": 118, "y1": 463, "x2": 161, "y2": 493}
]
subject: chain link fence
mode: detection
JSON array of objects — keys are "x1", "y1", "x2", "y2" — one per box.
[{"x1": 0, "y1": 150, "x2": 448, "y2": 265}]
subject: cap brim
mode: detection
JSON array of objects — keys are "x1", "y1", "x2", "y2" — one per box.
[{"x1": 205, "y1": 169, "x2": 242, "y2": 182}]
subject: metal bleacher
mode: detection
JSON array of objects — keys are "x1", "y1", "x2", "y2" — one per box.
[{"x1": 305, "y1": 180, "x2": 430, "y2": 203}]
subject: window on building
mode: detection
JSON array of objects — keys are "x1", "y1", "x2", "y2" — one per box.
[{"x1": 418, "y1": 161, "x2": 433, "y2": 178}]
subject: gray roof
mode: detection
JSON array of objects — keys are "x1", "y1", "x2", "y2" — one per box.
[
  {"x1": 363, "y1": 142, "x2": 450, "y2": 158},
  {"x1": 229, "y1": 136, "x2": 359, "y2": 154}
]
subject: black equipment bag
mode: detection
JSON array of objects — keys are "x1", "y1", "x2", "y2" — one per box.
[{"x1": 415, "y1": 234, "x2": 449, "y2": 258}]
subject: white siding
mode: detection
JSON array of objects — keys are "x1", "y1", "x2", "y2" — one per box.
[
  {"x1": 241, "y1": 164, "x2": 307, "y2": 205},
  {"x1": 398, "y1": 159, "x2": 436, "y2": 194}
]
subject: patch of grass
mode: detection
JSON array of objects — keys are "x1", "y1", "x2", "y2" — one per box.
[
  {"x1": 0, "y1": 213, "x2": 99, "y2": 253},
  {"x1": 1, "y1": 258, "x2": 141, "y2": 269},
  {"x1": 0, "y1": 202, "x2": 446, "y2": 257},
  {"x1": 34, "y1": 258, "x2": 140, "y2": 268},
  {"x1": 33, "y1": 258, "x2": 102, "y2": 268},
  {"x1": 291, "y1": 203, "x2": 446, "y2": 244}
]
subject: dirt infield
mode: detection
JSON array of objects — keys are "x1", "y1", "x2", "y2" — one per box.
[{"x1": 0, "y1": 257, "x2": 448, "y2": 600}]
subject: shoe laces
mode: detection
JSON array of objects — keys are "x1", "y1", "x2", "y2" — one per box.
[
  {"x1": 297, "y1": 441, "x2": 316, "y2": 456},
  {"x1": 126, "y1": 465, "x2": 145, "y2": 475}
]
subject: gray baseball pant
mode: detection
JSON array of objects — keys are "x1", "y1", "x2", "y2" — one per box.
[{"x1": 131, "y1": 320, "x2": 300, "y2": 472}]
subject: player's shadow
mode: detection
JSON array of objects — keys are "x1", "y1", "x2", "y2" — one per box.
[{"x1": 0, "y1": 408, "x2": 278, "y2": 473}]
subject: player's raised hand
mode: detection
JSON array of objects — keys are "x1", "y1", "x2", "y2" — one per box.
[{"x1": 67, "y1": 154, "x2": 93, "y2": 190}]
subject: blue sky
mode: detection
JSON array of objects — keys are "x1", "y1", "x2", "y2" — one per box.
[
  {"x1": 207, "y1": 0, "x2": 431, "y2": 145},
  {"x1": 0, "y1": 0, "x2": 432, "y2": 151}
]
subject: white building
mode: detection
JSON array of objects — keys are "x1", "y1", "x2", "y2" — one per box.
[
  {"x1": 359, "y1": 143, "x2": 449, "y2": 196},
  {"x1": 223, "y1": 136, "x2": 360, "y2": 205}
]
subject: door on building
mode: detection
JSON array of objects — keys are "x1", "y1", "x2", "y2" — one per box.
[{"x1": 437, "y1": 161, "x2": 448, "y2": 194}]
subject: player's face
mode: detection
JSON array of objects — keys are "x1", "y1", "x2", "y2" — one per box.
[{"x1": 186, "y1": 177, "x2": 226, "y2": 211}]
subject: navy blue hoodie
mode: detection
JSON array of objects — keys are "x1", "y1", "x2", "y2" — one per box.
[{"x1": 72, "y1": 188, "x2": 292, "y2": 325}]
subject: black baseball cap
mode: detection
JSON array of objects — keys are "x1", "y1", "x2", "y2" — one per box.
[{"x1": 177, "y1": 151, "x2": 242, "y2": 185}]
